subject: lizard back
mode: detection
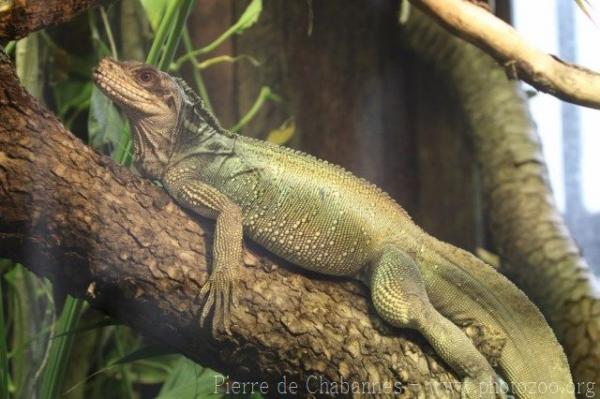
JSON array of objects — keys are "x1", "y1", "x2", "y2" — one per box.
[{"x1": 169, "y1": 132, "x2": 420, "y2": 277}]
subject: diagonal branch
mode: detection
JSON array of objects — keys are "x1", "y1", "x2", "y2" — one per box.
[
  {"x1": 409, "y1": 0, "x2": 600, "y2": 110},
  {"x1": 0, "y1": 51, "x2": 464, "y2": 397},
  {"x1": 400, "y1": 9, "x2": 600, "y2": 392},
  {"x1": 0, "y1": 0, "x2": 110, "y2": 40}
]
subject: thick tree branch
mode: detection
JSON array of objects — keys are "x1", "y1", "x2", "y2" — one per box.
[
  {"x1": 401, "y1": 10, "x2": 600, "y2": 394},
  {"x1": 0, "y1": 52, "x2": 467, "y2": 397},
  {"x1": 0, "y1": 0, "x2": 109, "y2": 40},
  {"x1": 409, "y1": 0, "x2": 600, "y2": 110}
]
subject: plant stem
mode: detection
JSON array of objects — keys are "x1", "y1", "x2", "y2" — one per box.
[
  {"x1": 182, "y1": 29, "x2": 213, "y2": 112},
  {"x1": 115, "y1": 0, "x2": 194, "y2": 164},
  {"x1": 231, "y1": 86, "x2": 277, "y2": 132},
  {"x1": 115, "y1": 0, "x2": 195, "y2": 165},
  {"x1": 146, "y1": 0, "x2": 181, "y2": 66},
  {"x1": 100, "y1": 6, "x2": 119, "y2": 59},
  {"x1": 173, "y1": 0, "x2": 262, "y2": 69},
  {"x1": 173, "y1": 20, "x2": 239, "y2": 69},
  {"x1": 158, "y1": 0, "x2": 197, "y2": 70},
  {"x1": 197, "y1": 54, "x2": 259, "y2": 70}
]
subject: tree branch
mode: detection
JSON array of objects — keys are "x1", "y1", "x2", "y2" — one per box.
[
  {"x1": 409, "y1": 0, "x2": 600, "y2": 110},
  {"x1": 0, "y1": 0, "x2": 109, "y2": 41},
  {"x1": 0, "y1": 51, "x2": 465, "y2": 397},
  {"x1": 400, "y1": 9, "x2": 600, "y2": 393}
]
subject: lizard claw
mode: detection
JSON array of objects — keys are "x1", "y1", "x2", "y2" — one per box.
[
  {"x1": 461, "y1": 372, "x2": 500, "y2": 399},
  {"x1": 200, "y1": 271, "x2": 238, "y2": 336}
]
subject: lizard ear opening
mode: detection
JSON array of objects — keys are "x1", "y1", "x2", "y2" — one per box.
[
  {"x1": 165, "y1": 94, "x2": 177, "y2": 109},
  {"x1": 163, "y1": 92, "x2": 181, "y2": 113}
]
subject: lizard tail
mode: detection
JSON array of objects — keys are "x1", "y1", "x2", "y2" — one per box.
[{"x1": 421, "y1": 236, "x2": 574, "y2": 399}]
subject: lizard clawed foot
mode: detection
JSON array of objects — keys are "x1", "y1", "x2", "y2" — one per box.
[
  {"x1": 199, "y1": 270, "x2": 239, "y2": 336},
  {"x1": 461, "y1": 372, "x2": 504, "y2": 399}
]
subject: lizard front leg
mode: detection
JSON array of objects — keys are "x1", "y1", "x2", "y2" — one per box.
[{"x1": 164, "y1": 167, "x2": 243, "y2": 336}]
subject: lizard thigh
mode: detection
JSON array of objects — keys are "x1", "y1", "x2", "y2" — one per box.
[{"x1": 369, "y1": 245, "x2": 500, "y2": 399}]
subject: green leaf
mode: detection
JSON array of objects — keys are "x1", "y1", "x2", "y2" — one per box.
[
  {"x1": 2, "y1": 41, "x2": 15, "y2": 55},
  {"x1": 15, "y1": 33, "x2": 43, "y2": 99},
  {"x1": 145, "y1": 0, "x2": 181, "y2": 66},
  {"x1": 158, "y1": 0, "x2": 197, "y2": 70},
  {"x1": 128, "y1": 357, "x2": 179, "y2": 384},
  {"x1": 139, "y1": 0, "x2": 170, "y2": 31},
  {"x1": 173, "y1": 0, "x2": 263, "y2": 69},
  {"x1": 38, "y1": 297, "x2": 84, "y2": 399},
  {"x1": 61, "y1": 339, "x2": 175, "y2": 397},
  {"x1": 113, "y1": 344, "x2": 177, "y2": 365},
  {"x1": 88, "y1": 86, "x2": 130, "y2": 157},
  {"x1": 50, "y1": 318, "x2": 116, "y2": 340},
  {"x1": 233, "y1": 0, "x2": 263, "y2": 35},
  {"x1": 157, "y1": 357, "x2": 223, "y2": 398},
  {"x1": 53, "y1": 80, "x2": 93, "y2": 118},
  {"x1": 266, "y1": 118, "x2": 295, "y2": 145}
]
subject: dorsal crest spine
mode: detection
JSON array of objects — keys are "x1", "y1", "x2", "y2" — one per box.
[{"x1": 173, "y1": 77, "x2": 233, "y2": 138}]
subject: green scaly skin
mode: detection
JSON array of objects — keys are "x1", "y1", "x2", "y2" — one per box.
[{"x1": 93, "y1": 58, "x2": 574, "y2": 399}]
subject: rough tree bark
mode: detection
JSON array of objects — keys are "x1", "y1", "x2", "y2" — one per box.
[
  {"x1": 0, "y1": 0, "x2": 109, "y2": 40},
  {"x1": 3, "y1": 0, "x2": 595, "y2": 397},
  {"x1": 401, "y1": 9, "x2": 600, "y2": 394},
  {"x1": 0, "y1": 50, "x2": 470, "y2": 397}
]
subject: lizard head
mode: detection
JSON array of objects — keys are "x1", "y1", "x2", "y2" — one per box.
[
  {"x1": 93, "y1": 58, "x2": 181, "y2": 122},
  {"x1": 93, "y1": 58, "x2": 183, "y2": 178}
]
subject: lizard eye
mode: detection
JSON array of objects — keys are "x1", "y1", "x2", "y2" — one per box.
[{"x1": 137, "y1": 69, "x2": 157, "y2": 84}]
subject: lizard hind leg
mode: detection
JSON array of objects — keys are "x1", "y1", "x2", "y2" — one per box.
[{"x1": 369, "y1": 245, "x2": 501, "y2": 399}]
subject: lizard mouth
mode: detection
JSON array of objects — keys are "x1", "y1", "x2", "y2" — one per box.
[{"x1": 93, "y1": 58, "x2": 156, "y2": 109}]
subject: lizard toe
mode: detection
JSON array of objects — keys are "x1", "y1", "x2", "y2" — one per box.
[{"x1": 199, "y1": 272, "x2": 237, "y2": 336}]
